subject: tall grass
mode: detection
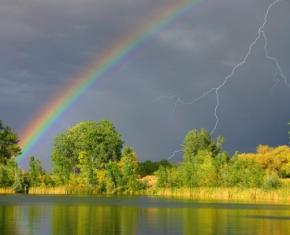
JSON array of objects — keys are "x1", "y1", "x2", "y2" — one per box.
[
  {"x1": 145, "y1": 187, "x2": 290, "y2": 203},
  {"x1": 28, "y1": 186, "x2": 100, "y2": 195},
  {"x1": 0, "y1": 188, "x2": 14, "y2": 194},
  {"x1": 1, "y1": 185, "x2": 290, "y2": 203}
]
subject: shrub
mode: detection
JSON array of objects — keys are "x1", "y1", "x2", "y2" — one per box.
[
  {"x1": 12, "y1": 171, "x2": 29, "y2": 193},
  {"x1": 263, "y1": 173, "x2": 281, "y2": 190},
  {"x1": 220, "y1": 157, "x2": 264, "y2": 188}
]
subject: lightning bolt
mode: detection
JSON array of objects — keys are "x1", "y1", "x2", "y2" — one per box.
[
  {"x1": 167, "y1": 149, "x2": 183, "y2": 160},
  {"x1": 163, "y1": 0, "x2": 289, "y2": 160},
  {"x1": 261, "y1": 30, "x2": 290, "y2": 88}
]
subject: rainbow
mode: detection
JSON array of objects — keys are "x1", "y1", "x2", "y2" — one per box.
[{"x1": 17, "y1": 0, "x2": 200, "y2": 163}]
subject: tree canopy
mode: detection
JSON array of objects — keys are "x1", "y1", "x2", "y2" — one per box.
[
  {"x1": 52, "y1": 120, "x2": 123, "y2": 183},
  {"x1": 182, "y1": 128, "x2": 224, "y2": 162},
  {"x1": 239, "y1": 145, "x2": 290, "y2": 178},
  {"x1": 0, "y1": 120, "x2": 21, "y2": 164}
]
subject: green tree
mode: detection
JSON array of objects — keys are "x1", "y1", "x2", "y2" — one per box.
[
  {"x1": 0, "y1": 158, "x2": 19, "y2": 187},
  {"x1": 77, "y1": 151, "x2": 95, "y2": 187},
  {"x1": 12, "y1": 170, "x2": 29, "y2": 193},
  {"x1": 105, "y1": 161, "x2": 123, "y2": 193},
  {"x1": 180, "y1": 160, "x2": 197, "y2": 187},
  {"x1": 52, "y1": 120, "x2": 123, "y2": 184},
  {"x1": 0, "y1": 120, "x2": 21, "y2": 164},
  {"x1": 220, "y1": 156, "x2": 264, "y2": 188},
  {"x1": 139, "y1": 160, "x2": 171, "y2": 177},
  {"x1": 176, "y1": 129, "x2": 226, "y2": 187},
  {"x1": 179, "y1": 150, "x2": 220, "y2": 187},
  {"x1": 139, "y1": 160, "x2": 158, "y2": 177},
  {"x1": 156, "y1": 165, "x2": 170, "y2": 188},
  {"x1": 213, "y1": 152, "x2": 230, "y2": 185},
  {"x1": 194, "y1": 150, "x2": 217, "y2": 187},
  {"x1": 182, "y1": 128, "x2": 223, "y2": 162},
  {"x1": 119, "y1": 146, "x2": 141, "y2": 192},
  {"x1": 28, "y1": 156, "x2": 44, "y2": 187}
]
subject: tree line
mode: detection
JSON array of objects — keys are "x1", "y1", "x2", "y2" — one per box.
[{"x1": 0, "y1": 119, "x2": 289, "y2": 193}]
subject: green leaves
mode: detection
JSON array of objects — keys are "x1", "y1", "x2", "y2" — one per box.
[
  {"x1": 51, "y1": 119, "x2": 124, "y2": 184},
  {"x1": 182, "y1": 128, "x2": 224, "y2": 162},
  {"x1": 28, "y1": 156, "x2": 44, "y2": 187},
  {"x1": 0, "y1": 120, "x2": 21, "y2": 164}
]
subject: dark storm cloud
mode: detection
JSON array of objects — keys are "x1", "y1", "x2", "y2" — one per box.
[
  {"x1": 0, "y1": 0, "x2": 164, "y2": 129},
  {"x1": 0, "y1": 0, "x2": 289, "y2": 167}
]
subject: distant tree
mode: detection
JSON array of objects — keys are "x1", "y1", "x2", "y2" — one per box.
[
  {"x1": 0, "y1": 120, "x2": 21, "y2": 164},
  {"x1": 28, "y1": 156, "x2": 44, "y2": 187},
  {"x1": 139, "y1": 160, "x2": 157, "y2": 177},
  {"x1": 139, "y1": 159, "x2": 172, "y2": 177},
  {"x1": 182, "y1": 128, "x2": 224, "y2": 162},
  {"x1": 51, "y1": 120, "x2": 123, "y2": 184}
]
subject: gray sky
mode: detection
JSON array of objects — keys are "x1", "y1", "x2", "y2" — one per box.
[{"x1": 0, "y1": 0, "x2": 289, "y2": 168}]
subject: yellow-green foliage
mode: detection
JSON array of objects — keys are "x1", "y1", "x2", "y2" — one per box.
[{"x1": 239, "y1": 145, "x2": 290, "y2": 177}]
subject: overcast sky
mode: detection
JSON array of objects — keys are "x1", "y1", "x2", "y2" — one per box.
[{"x1": 0, "y1": 0, "x2": 289, "y2": 168}]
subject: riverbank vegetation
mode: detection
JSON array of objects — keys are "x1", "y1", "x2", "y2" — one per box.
[{"x1": 0, "y1": 119, "x2": 290, "y2": 202}]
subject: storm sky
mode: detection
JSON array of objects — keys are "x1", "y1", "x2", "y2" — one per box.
[{"x1": 0, "y1": 0, "x2": 289, "y2": 168}]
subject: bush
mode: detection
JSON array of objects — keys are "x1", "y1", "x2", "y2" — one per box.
[
  {"x1": 263, "y1": 173, "x2": 281, "y2": 190},
  {"x1": 139, "y1": 160, "x2": 172, "y2": 177},
  {"x1": 12, "y1": 171, "x2": 29, "y2": 193},
  {"x1": 156, "y1": 166, "x2": 170, "y2": 188},
  {"x1": 220, "y1": 157, "x2": 264, "y2": 188},
  {"x1": 156, "y1": 166, "x2": 183, "y2": 188}
]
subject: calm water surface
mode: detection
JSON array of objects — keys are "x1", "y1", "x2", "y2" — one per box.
[{"x1": 0, "y1": 195, "x2": 289, "y2": 235}]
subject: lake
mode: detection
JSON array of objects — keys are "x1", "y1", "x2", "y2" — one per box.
[{"x1": 0, "y1": 195, "x2": 289, "y2": 235}]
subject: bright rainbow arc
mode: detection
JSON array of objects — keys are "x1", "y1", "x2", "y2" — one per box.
[{"x1": 17, "y1": 0, "x2": 200, "y2": 163}]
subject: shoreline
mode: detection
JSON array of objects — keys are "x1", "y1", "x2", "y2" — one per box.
[{"x1": 1, "y1": 187, "x2": 289, "y2": 204}]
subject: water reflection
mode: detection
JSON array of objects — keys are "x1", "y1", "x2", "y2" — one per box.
[
  {"x1": 52, "y1": 205, "x2": 137, "y2": 235},
  {"x1": 0, "y1": 196, "x2": 289, "y2": 235}
]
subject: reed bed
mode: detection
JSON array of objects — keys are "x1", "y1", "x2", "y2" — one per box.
[
  {"x1": 0, "y1": 188, "x2": 14, "y2": 194},
  {"x1": 28, "y1": 186, "x2": 100, "y2": 195},
  {"x1": 145, "y1": 187, "x2": 290, "y2": 203},
  {"x1": 1, "y1": 186, "x2": 289, "y2": 203}
]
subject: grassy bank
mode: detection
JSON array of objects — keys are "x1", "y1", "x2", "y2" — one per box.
[{"x1": 1, "y1": 186, "x2": 289, "y2": 204}]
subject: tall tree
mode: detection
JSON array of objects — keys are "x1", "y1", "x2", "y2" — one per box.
[
  {"x1": 52, "y1": 120, "x2": 123, "y2": 183},
  {"x1": 0, "y1": 120, "x2": 21, "y2": 164},
  {"x1": 119, "y1": 146, "x2": 140, "y2": 192},
  {"x1": 182, "y1": 128, "x2": 224, "y2": 162}
]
